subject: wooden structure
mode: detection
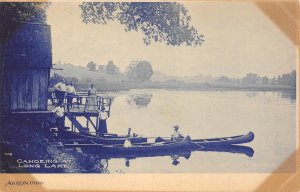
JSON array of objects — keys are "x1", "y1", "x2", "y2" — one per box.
[
  {"x1": 0, "y1": 21, "x2": 111, "y2": 135},
  {"x1": 48, "y1": 93, "x2": 112, "y2": 134},
  {"x1": 1, "y1": 22, "x2": 52, "y2": 112}
]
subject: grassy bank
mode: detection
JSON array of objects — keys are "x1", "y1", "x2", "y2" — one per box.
[{"x1": 75, "y1": 80, "x2": 296, "y2": 92}]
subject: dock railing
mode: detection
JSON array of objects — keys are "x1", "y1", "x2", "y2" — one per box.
[
  {"x1": 48, "y1": 91, "x2": 112, "y2": 134},
  {"x1": 48, "y1": 91, "x2": 112, "y2": 114}
]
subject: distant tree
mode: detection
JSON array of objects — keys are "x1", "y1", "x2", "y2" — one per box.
[
  {"x1": 277, "y1": 70, "x2": 296, "y2": 87},
  {"x1": 283, "y1": 73, "x2": 291, "y2": 85},
  {"x1": 106, "y1": 60, "x2": 119, "y2": 74},
  {"x1": 98, "y1": 65, "x2": 105, "y2": 72},
  {"x1": 271, "y1": 77, "x2": 277, "y2": 85},
  {"x1": 127, "y1": 60, "x2": 153, "y2": 82},
  {"x1": 216, "y1": 76, "x2": 230, "y2": 83},
  {"x1": 262, "y1": 76, "x2": 269, "y2": 84},
  {"x1": 80, "y1": 2, "x2": 204, "y2": 46},
  {"x1": 242, "y1": 73, "x2": 259, "y2": 84},
  {"x1": 290, "y1": 70, "x2": 296, "y2": 87},
  {"x1": 87, "y1": 61, "x2": 97, "y2": 71}
]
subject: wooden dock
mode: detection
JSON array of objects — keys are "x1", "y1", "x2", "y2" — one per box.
[{"x1": 11, "y1": 94, "x2": 112, "y2": 134}]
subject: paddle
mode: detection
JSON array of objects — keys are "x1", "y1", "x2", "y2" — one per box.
[{"x1": 127, "y1": 128, "x2": 131, "y2": 138}]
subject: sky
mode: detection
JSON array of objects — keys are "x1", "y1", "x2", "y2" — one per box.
[{"x1": 46, "y1": 2, "x2": 297, "y2": 78}]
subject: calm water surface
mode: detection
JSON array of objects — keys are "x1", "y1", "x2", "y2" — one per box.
[{"x1": 70, "y1": 89, "x2": 296, "y2": 173}]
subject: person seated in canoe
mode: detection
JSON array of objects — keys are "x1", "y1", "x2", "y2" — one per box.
[
  {"x1": 171, "y1": 125, "x2": 184, "y2": 140},
  {"x1": 96, "y1": 107, "x2": 109, "y2": 135}
]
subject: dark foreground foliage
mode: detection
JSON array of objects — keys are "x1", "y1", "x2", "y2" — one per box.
[{"x1": 0, "y1": 116, "x2": 107, "y2": 173}]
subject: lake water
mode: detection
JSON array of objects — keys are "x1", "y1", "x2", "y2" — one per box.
[{"x1": 71, "y1": 89, "x2": 296, "y2": 173}]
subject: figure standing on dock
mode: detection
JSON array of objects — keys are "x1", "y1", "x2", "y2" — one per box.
[
  {"x1": 66, "y1": 81, "x2": 77, "y2": 111},
  {"x1": 54, "y1": 79, "x2": 67, "y2": 106},
  {"x1": 86, "y1": 84, "x2": 97, "y2": 111},
  {"x1": 97, "y1": 107, "x2": 109, "y2": 135},
  {"x1": 51, "y1": 103, "x2": 65, "y2": 135}
]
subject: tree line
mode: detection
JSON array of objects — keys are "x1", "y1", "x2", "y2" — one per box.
[
  {"x1": 86, "y1": 60, "x2": 154, "y2": 82},
  {"x1": 50, "y1": 58, "x2": 296, "y2": 92},
  {"x1": 49, "y1": 60, "x2": 154, "y2": 91},
  {"x1": 215, "y1": 71, "x2": 296, "y2": 87}
]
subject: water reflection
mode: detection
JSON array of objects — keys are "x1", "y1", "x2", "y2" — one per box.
[
  {"x1": 127, "y1": 93, "x2": 153, "y2": 108},
  {"x1": 245, "y1": 90, "x2": 296, "y2": 101},
  {"x1": 78, "y1": 145, "x2": 254, "y2": 172},
  {"x1": 171, "y1": 153, "x2": 191, "y2": 166},
  {"x1": 171, "y1": 155, "x2": 180, "y2": 166},
  {"x1": 246, "y1": 92, "x2": 258, "y2": 98},
  {"x1": 82, "y1": 90, "x2": 294, "y2": 172},
  {"x1": 280, "y1": 91, "x2": 296, "y2": 100},
  {"x1": 201, "y1": 145, "x2": 254, "y2": 157}
]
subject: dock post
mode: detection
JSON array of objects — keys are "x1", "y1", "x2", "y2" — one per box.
[
  {"x1": 96, "y1": 115, "x2": 99, "y2": 131},
  {"x1": 86, "y1": 116, "x2": 89, "y2": 131},
  {"x1": 71, "y1": 117, "x2": 74, "y2": 132}
]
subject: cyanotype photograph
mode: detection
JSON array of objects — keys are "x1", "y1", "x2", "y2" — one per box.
[{"x1": 0, "y1": 1, "x2": 297, "y2": 175}]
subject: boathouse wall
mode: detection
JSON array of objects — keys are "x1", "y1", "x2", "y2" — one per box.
[{"x1": 1, "y1": 22, "x2": 52, "y2": 112}]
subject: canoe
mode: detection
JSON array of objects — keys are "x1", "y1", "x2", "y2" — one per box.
[
  {"x1": 191, "y1": 131, "x2": 255, "y2": 147},
  {"x1": 60, "y1": 130, "x2": 254, "y2": 147},
  {"x1": 64, "y1": 136, "x2": 192, "y2": 154},
  {"x1": 98, "y1": 149, "x2": 192, "y2": 160},
  {"x1": 155, "y1": 131, "x2": 255, "y2": 147},
  {"x1": 77, "y1": 144, "x2": 254, "y2": 158},
  {"x1": 199, "y1": 145, "x2": 254, "y2": 157},
  {"x1": 60, "y1": 130, "x2": 147, "y2": 145},
  {"x1": 64, "y1": 134, "x2": 254, "y2": 158}
]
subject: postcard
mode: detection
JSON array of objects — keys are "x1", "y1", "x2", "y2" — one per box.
[{"x1": 0, "y1": 1, "x2": 299, "y2": 191}]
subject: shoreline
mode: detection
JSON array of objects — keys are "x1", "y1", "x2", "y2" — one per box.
[{"x1": 77, "y1": 86, "x2": 296, "y2": 93}]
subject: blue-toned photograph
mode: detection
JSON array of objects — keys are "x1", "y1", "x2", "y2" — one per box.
[{"x1": 0, "y1": 2, "x2": 296, "y2": 174}]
